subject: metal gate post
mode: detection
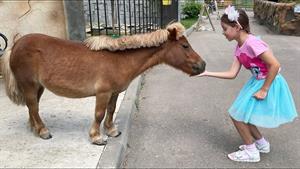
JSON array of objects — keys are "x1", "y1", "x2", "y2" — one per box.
[{"x1": 64, "y1": 0, "x2": 86, "y2": 41}]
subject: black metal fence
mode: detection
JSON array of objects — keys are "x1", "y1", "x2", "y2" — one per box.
[{"x1": 84, "y1": 0, "x2": 163, "y2": 37}]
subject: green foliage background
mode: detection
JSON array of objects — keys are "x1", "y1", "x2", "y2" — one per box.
[{"x1": 182, "y1": 0, "x2": 202, "y2": 19}]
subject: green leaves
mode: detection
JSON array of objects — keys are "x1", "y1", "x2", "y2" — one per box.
[{"x1": 182, "y1": 1, "x2": 202, "y2": 19}]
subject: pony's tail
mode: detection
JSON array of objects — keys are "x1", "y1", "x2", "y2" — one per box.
[{"x1": 2, "y1": 49, "x2": 26, "y2": 105}]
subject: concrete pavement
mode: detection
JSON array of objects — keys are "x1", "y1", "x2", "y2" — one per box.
[
  {"x1": 0, "y1": 79, "x2": 104, "y2": 168},
  {"x1": 1, "y1": 10, "x2": 299, "y2": 168},
  {"x1": 0, "y1": 21, "x2": 195, "y2": 169},
  {"x1": 0, "y1": 77, "x2": 129, "y2": 168},
  {"x1": 121, "y1": 12, "x2": 300, "y2": 168}
]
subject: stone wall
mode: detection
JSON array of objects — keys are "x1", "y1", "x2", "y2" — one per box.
[
  {"x1": 0, "y1": 1, "x2": 68, "y2": 75},
  {"x1": 253, "y1": 0, "x2": 300, "y2": 36},
  {"x1": 0, "y1": 1, "x2": 86, "y2": 75},
  {"x1": 0, "y1": 1, "x2": 67, "y2": 47}
]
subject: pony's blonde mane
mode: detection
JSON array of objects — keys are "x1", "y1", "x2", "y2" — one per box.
[{"x1": 84, "y1": 22, "x2": 185, "y2": 51}]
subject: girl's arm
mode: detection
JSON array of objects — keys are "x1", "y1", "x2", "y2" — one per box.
[
  {"x1": 253, "y1": 50, "x2": 280, "y2": 100},
  {"x1": 198, "y1": 57, "x2": 241, "y2": 79}
]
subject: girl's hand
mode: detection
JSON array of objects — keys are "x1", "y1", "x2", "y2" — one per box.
[
  {"x1": 253, "y1": 89, "x2": 268, "y2": 100},
  {"x1": 197, "y1": 70, "x2": 208, "y2": 77}
]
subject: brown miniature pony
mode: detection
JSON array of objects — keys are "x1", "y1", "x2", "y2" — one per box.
[{"x1": 2, "y1": 23, "x2": 205, "y2": 145}]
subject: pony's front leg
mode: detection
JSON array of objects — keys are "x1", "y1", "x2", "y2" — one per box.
[
  {"x1": 89, "y1": 92, "x2": 111, "y2": 145},
  {"x1": 104, "y1": 93, "x2": 121, "y2": 137}
]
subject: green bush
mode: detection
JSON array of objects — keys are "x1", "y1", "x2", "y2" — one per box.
[{"x1": 182, "y1": 1, "x2": 202, "y2": 19}]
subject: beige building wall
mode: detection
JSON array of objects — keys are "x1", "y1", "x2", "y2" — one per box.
[
  {"x1": 0, "y1": 0, "x2": 68, "y2": 73},
  {"x1": 0, "y1": 0, "x2": 67, "y2": 46}
]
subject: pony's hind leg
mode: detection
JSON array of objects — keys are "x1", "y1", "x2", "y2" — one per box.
[
  {"x1": 104, "y1": 93, "x2": 121, "y2": 137},
  {"x1": 29, "y1": 86, "x2": 45, "y2": 130},
  {"x1": 37, "y1": 86, "x2": 45, "y2": 103},
  {"x1": 89, "y1": 92, "x2": 112, "y2": 145},
  {"x1": 24, "y1": 85, "x2": 51, "y2": 139}
]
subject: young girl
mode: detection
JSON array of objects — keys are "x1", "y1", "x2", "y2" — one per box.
[{"x1": 198, "y1": 6, "x2": 298, "y2": 162}]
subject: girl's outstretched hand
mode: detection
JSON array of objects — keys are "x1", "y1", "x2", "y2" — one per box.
[
  {"x1": 253, "y1": 89, "x2": 267, "y2": 100},
  {"x1": 197, "y1": 70, "x2": 208, "y2": 77}
]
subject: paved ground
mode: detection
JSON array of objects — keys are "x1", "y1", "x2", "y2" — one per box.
[
  {"x1": 1, "y1": 11, "x2": 299, "y2": 168},
  {"x1": 121, "y1": 12, "x2": 300, "y2": 168},
  {"x1": 0, "y1": 77, "x2": 125, "y2": 168}
]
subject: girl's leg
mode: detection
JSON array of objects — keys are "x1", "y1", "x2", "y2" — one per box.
[
  {"x1": 237, "y1": 123, "x2": 270, "y2": 154},
  {"x1": 228, "y1": 117, "x2": 260, "y2": 162},
  {"x1": 248, "y1": 124, "x2": 263, "y2": 140},
  {"x1": 231, "y1": 117, "x2": 254, "y2": 144}
]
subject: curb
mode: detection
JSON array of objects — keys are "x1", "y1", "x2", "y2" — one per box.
[
  {"x1": 96, "y1": 76, "x2": 142, "y2": 168},
  {"x1": 184, "y1": 23, "x2": 196, "y2": 37},
  {"x1": 97, "y1": 26, "x2": 195, "y2": 168}
]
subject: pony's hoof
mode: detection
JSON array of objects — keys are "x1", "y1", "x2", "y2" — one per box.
[
  {"x1": 39, "y1": 128, "x2": 52, "y2": 139},
  {"x1": 111, "y1": 131, "x2": 122, "y2": 137},
  {"x1": 106, "y1": 127, "x2": 121, "y2": 137},
  {"x1": 40, "y1": 133, "x2": 52, "y2": 139},
  {"x1": 92, "y1": 139, "x2": 107, "y2": 146}
]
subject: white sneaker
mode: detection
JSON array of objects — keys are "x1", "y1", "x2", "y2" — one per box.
[
  {"x1": 228, "y1": 149, "x2": 260, "y2": 162},
  {"x1": 239, "y1": 141, "x2": 270, "y2": 153}
]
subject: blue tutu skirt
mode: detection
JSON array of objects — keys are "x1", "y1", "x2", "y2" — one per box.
[{"x1": 228, "y1": 74, "x2": 298, "y2": 128}]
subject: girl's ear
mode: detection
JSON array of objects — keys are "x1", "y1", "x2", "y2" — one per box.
[{"x1": 234, "y1": 23, "x2": 242, "y2": 31}]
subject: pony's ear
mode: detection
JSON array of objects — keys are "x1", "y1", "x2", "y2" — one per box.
[{"x1": 167, "y1": 27, "x2": 178, "y2": 41}]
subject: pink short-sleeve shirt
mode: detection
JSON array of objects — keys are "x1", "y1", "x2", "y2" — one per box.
[{"x1": 235, "y1": 34, "x2": 269, "y2": 79}]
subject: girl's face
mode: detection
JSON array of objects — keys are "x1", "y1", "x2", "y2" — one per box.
[{"x1": 221, "y1": 22, "x2": 239, "y2": 41}]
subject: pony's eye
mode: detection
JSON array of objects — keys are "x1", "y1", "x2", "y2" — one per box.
[{"x1": 182, "y1": 44, "x2": 189, "y2": 48}]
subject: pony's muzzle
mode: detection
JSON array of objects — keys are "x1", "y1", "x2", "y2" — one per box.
[{"x1": 192, "y1": 62, "x2": 206, "y2": 75}]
